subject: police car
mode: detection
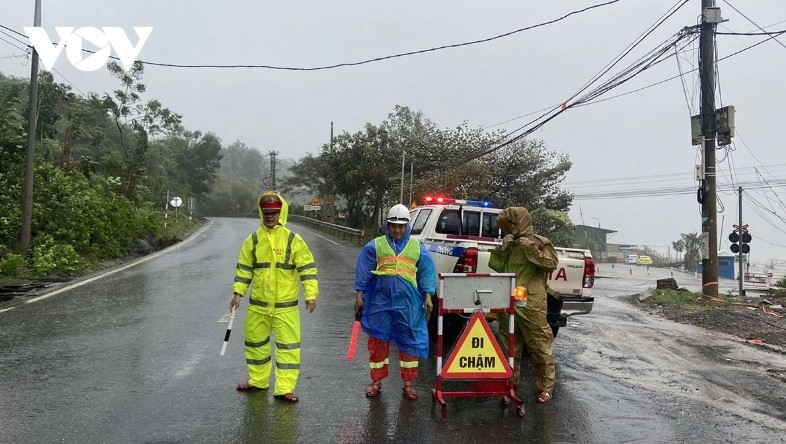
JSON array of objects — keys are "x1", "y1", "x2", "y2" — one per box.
[{"x1": 408, "y1": 196, "x2": 595, "y2": 341}]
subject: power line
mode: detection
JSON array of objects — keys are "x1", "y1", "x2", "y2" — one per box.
[
  {"x1": 722, "y1": 0, "x2": 786, "y2": 51},
  {"x1": 0, "y1": 1, "x2": 627, "y2": 71},
  {"x1": 571, "y1": 179, "x2": 786, "y2": 200},
  {"x1": 565, "y1": 163, "x2": 786, "y2": 188},
  {"x1": 0, "y1": 34, "x2": 28, "y2": 53},
  {"x1": 489, "y1": 19, "x2": 786, "y2": 132}
]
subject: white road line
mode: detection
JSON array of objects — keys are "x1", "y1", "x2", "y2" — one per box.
[
  {"x1": 291, "y1": 223, "x2": 343, "y2": 246},
  {"x1": 2, "y1": 221, "x2": 213, "y2": 313}
]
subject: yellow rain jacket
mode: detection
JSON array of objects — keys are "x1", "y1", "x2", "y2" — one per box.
[{"x1": 233, "y1": 194, "x2": 319, "y2": 312}]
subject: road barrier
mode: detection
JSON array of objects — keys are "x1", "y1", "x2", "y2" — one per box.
[{"x1": 289, "y1": 215, "x2": 366, "y2": 245}]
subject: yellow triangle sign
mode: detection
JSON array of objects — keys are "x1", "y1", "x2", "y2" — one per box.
[{"x1": 441, "y1": 311, "x2": 512, "y2": 379}]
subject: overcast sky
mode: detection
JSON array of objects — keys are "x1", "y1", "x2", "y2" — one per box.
[{"x1": 2, "y1": 0, "x2": 785, "y2": 263}]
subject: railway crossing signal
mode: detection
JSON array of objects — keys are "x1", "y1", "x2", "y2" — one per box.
[{"x1": 729, "y1": 224, "x2": 751, "y2": 254}]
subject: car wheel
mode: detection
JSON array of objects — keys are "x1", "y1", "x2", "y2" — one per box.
[{"x1": 547, "y1": 294, "x2": 563, "y2": 339}]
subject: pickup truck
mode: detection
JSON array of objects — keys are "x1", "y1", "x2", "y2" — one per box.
[{"x1": 408, "y1": 197, "x2": 595, "y2": 343}]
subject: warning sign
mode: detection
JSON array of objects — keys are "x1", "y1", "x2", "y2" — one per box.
[{"x1": 441, "y1": 311, "x2": 512, "y2": 379}]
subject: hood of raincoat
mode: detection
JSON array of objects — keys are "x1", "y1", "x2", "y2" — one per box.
[
  {"x1": 257, "y1": 192, "x2": 289, "y2": 226},
  {"x1": 383, "y1": 220, "x2": 412, "y2": 248},
  {"x1": 497, "y1": 207, "x2": 533, "y2": 237}
]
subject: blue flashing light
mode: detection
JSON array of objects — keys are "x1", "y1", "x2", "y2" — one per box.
[{"x1": 465, "y1": 199, "x2": 492, "y2": 207}]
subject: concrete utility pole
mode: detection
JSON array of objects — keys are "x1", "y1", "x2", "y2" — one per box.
[
  {"x1": 268, "y1": 150, "x2": 278, "y2": 191},
  {"x1": 399, "y1": 151, "x2": 405, "y2": 204},
  {"x1": 738, "y1": 186, "x2": 744, "y2": 297},
  {"x1": 700, "y1": 0, "x2": 719, "y2": 298},
  {"x1": 20, "y1": 0, "x2": 42, "y2": 252}
]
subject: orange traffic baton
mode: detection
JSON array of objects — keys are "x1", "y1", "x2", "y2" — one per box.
[{"x1": 347, "y1": 309, "x2": 362, "y2": 361}]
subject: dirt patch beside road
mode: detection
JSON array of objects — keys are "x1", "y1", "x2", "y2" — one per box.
[{"x1": 634, "y1": 290, "x2": 786, "y2": 351}]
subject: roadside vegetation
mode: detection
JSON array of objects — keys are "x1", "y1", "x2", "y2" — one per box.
[
  {"x1": 639, "y1": 286, "x2": 786, "y2": 349},
  {"x1": 647, "y1": 289, "x2": 708, "y2": 309},
  {"x1": 2, "y1": 63, "x2": 582, "y2": 282},
  {"x1": 277, "y1": 105, "x2": 577, "y2": 246},
  {"x1": 0, "y1": 64, "x2": 218, "y2": 278}
]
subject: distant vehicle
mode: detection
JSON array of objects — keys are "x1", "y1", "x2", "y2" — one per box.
[
  {"x1": 636, "y1": 255, "x2": 653, "y2": 266},
  {"x1": 625, "y1": 254, "x2": 639, "y2": 265}
]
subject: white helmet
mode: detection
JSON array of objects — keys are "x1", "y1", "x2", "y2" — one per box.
[{"x1": 386, "y1": 204, "x2": 410, "y2": 224}]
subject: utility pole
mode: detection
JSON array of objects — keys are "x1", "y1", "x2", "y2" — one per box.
[
  {"x1": 700, "y1": 0, "x2": 719, "y2": 298},
  {"x1": 738, "y1": 186, "x2": 744, "y2": 296},
  {"x1": 399, "y1": 151, "x2": 405, "y2": 204},
  {"x1": 268, "y1": 150, "x2": 278, "y2": 191},
  {"x1": 330, "y1": 122, "x2": 334, "y2": 149},
  {"x1": 20, "y1": 0, "x2": 42, "y2": 252},
  {"x1": 409, "y1": 161, "x2": 414, "y2": 205}
]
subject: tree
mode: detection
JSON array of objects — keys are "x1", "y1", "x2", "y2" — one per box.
[
  {"x1": 179, "y1": 132, "x2": 223, "y2": 197},
  {"x1": 219, "y1": 140, "x2": 265, "y2": 185},
  {"x1": 673, "y1": 232, "x2": 702, "y2": 271},
  {"x1": 104, "y1": 61, "x2": 181, "y2": 197},
  {"x1": 273, "y1": 105, "x2": 575, "y2": 233},
  {"x1": 530, "y1": 208, "x2": 575, "y2": 248},
  {"x1": 280, "y1": 152, "x2": 333, "y2": 199}
]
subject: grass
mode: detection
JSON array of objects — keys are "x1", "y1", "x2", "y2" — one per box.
[
  {"x1": 648, "y1": 289, "x2": 709, "y2": 309},
  {"x1": 161, "y1": 216, "x2": 205, "y2": 240}
]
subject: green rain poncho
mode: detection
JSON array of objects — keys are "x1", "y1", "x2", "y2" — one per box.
[{"x1": 488, "y1": 206, "x2": 559, "y2": 393}]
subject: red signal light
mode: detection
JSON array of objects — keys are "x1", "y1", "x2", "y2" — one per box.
[{"x1": 424, "y1": 196, "x2": 455, "y2": 205}]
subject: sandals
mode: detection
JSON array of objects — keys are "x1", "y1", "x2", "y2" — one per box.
[
  {"x1": 402, "y1": 385, "x2": 418, "y2": 401},
  {"x1": 236, "y1": 382, "x2": 266, "y2": 392},
  {"x1": 365, "y1": 381, "x2": 382, "y2": 398},
  {"x1": 274, "y1": 393, "x2": 299, "y2": 403},
  {"x1": 536, "y1": 391, "x2": 552, "y2": 404}
]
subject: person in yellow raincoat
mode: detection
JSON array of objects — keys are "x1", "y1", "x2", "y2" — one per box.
[
  {"x1": 488, "y1": 206, "x2": 558, "y2": 404},
  {"x1": 230, "y1": 191, "x2": 319, "y2": 403}
]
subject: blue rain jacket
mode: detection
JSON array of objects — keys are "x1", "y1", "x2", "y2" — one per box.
[{"x1": 354, "y1": 223, "x2": 436, "y2": 358}]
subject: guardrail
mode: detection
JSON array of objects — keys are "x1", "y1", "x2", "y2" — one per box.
[{"x1": 289, "y1": 215, "x2": 367, "y2": 245}]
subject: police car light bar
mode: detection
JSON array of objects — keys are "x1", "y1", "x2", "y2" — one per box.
[{"x1": 423, "y1": 196, "x2": 492, "y2": 207}]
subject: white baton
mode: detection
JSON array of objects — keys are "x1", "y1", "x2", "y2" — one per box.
[{"x1": 219, "y1": 308, "x2": 236, "y2": 356}]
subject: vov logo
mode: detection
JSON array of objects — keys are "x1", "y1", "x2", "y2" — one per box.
[{"x1": 24, "y1": 27, "x2": 153, "y2": 72}]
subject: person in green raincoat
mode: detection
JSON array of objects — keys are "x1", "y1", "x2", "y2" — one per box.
[{"x1": 489, "y1": 206, "x2": 558, "y2": 404}]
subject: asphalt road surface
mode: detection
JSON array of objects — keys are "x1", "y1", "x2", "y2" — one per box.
[{"x1": 1, "y1": 217, "x2": 784, "y2": 443}]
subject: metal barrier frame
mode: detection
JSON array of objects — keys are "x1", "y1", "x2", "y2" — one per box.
[{"x1": 431, "y1": 272, "x2": 525, "y2": 419}]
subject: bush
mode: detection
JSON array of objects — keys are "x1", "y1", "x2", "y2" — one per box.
[
  {"x1": 777, "y1": 276, "x2": 786, "y2": 289},
  {"x1": 0, "y1": 253, "x2": 26, "y2": 276},
  {"x1": 648, "y1": 289, "x2": 705, "y2": 309},
  {"x1": 31, "y1": 234, "x2": 85, "y2": 277}
]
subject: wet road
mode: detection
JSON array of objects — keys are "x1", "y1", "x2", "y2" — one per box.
[{"x1": 1, "y1": 217, "x2": 784, "y2": 443}]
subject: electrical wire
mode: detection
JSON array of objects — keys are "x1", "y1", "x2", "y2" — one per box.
[
  {"x1": 0, "y1": 34, "x2": 28, "y2": 53},
  {"x1": 0, "y1": 1, "x2": 627, "y2": 71},
  {"x1": 722, "y1": 0, "x2": 786, "y2": 51}
]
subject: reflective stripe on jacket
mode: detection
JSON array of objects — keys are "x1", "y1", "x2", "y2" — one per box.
[{"x1": 371, "y1": 236, "x2": 420, "y2": 287}]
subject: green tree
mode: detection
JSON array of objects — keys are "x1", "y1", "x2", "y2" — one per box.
[
  {"x1": 281, "y1": 105, "x2": 574, "y2": 233},
  {"x1": 280, "y1": 152, "x2": 334, "y2": 200},
  {"x1": 175, "y1": 132, "x2": 223, "y2": 197},
  {"x1": 530, "y1": 208, "x2": 575, "y2": 248},
  {"x1": 673, "y1": 232, "x2": 702, "y2": 271},
  {"x1": 220, "y1": 140, "x2": 266, "y2": 185},
  {"x1": 104, "y1": 61, "x2": 181, "y2": 197}
]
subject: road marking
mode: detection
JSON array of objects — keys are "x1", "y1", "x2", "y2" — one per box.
[
  {"x1": 291, "y1": 223, "x2": 342, "y2": 246},
  {"x1": 1, "y1": 221, "x2": 213, "y2": 313}
]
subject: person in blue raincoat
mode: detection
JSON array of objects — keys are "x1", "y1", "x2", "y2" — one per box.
[{"x1": 354, "y1": 204, "x2": 436, "y2": 401}]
